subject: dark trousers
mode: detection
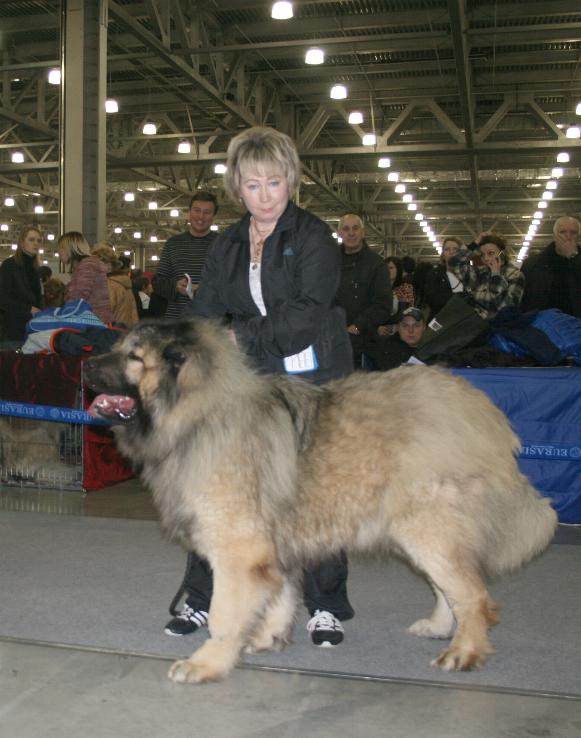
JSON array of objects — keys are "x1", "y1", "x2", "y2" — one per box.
[{"x1": 178, "y1": 551, "x2": 354, "y2": 621}]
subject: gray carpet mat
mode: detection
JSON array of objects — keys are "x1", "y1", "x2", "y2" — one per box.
[{"x1": 0, "y1": 511, "x2": 579, "y2": 697}]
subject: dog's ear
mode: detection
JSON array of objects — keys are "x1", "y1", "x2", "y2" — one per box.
[{"x1": 162, "y1": 343, "x2": 188, "y2": 376}]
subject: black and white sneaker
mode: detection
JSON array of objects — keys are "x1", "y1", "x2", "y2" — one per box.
[
  {"x1": 164, "y1": 604, "x2": 208, "y2": 637},
  {"x1": 306, "y1": 609, "x2": 344, "y2": 647}
]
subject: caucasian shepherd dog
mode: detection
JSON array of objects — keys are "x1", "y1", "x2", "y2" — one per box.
[{"x1": 85, "y1": 318, "x2": 557, "y2": 684}]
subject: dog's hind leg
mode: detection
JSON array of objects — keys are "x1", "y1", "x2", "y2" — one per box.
[
  {"x1": 245, "y1": 576, "x2": 299, "y2": 653},
  {"x1": 168, "y1": 542, "x2": 283, "y2": 684},
  {"x1": 394, "y1": 529, "x2": 498, "y2": 671},
  {"x1": 408, "y1": 583, "x2": 456, "y2": 639}
]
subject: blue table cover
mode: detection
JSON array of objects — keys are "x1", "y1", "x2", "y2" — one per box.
[{"x1": 453, "y1": 368, "x2": 581, "y2": 524}]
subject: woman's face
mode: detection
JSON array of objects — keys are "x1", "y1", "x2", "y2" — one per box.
[
  {"x1": 479, "y1": 242, "x2": 504, "y2": 269},
  {"x1": 58, "y1": 247, "x2": 70, "y2": 265},
  {"x1": 21, "y1": 229, "x2": 42, "y2": 256},
  {"x1": 387, "y1": 260, "x2": 397, "y2": 283},
  {"x1": 239, "y1": 169, "x2": 289, "y2": 227},
  {"x1": 442, "y1": 240, "x2": 460, "y2": 265}
]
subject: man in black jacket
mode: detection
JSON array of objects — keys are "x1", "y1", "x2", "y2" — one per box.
[
  {"x1": 365, "y1": 307, "x2": 427, "y2": 371},
  {"x1": 335, "y1": 213, "x2": 393, "y2": 367},
  {"x1": 522, "y1": 216, "x2": 581, "y2": 318}
]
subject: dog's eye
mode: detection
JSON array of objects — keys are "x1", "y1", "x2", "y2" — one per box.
[
  {"x1": 127, "y1": 351, "x2": 143, "y2": 363},
  {"x1": 162, "y1": 344, "x2": 187, "y2": 373}
]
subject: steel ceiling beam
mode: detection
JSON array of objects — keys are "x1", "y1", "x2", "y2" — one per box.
[{"x1": 108, "y1": 0, "x2": 257, "y2": 129}]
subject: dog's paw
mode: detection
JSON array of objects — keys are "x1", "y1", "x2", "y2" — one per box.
[
  {"x1": 244, "y1": 633, "x2": 288, "y2": 654},
  {"x1": 167, "y1": 657, "x2": 225, "y2": 684},
  {"x1": 431, "y1": 646, "x2": 488, "y2": 672},
  {"x1": 408, "y1": 618, "x2": 454, "y2": 640}
]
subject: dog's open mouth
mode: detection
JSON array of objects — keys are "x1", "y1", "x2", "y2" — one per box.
[{"x1": 88, "y1": 394, "x2": 137, "y2": 422}]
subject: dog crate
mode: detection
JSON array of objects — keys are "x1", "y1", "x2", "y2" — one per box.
[
  {"x1": 0, "y1": 414, "x2": 84, "y2": 491},
  {"x1": 0, "y1": 353, "x2": 133, "y2": 493}
]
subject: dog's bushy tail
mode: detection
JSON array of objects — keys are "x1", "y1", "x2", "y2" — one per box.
[{"x1": 484, "y1": 475, "x2": 558, "y2": 576}]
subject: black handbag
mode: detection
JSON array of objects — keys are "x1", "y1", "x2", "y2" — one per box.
[{"x1": 415, "y1": 294, "x2": 489, "y2": 362}]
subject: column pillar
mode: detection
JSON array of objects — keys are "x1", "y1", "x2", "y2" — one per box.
[{"x1": 59, "y1": 0, "x2": 107, "y2": 244}]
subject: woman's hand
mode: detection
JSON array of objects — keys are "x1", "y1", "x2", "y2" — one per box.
[
  {"x1": 487, "y1": 253, "x2": 503, "y2": 274},
  {"x1": 347, "y1": 324, "x2": 360, "y2": 335}
]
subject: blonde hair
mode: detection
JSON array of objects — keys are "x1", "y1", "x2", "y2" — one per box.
[
  {"x1": 14, "y1": 225, "x2": 42, "y2": 268},
  {"x1": 223, "y1": 126, "x2": 301, "y2": 202},
  {"x1": 92, "y1": 243, "x2": 119, "y2": 268},
  {"x1": 57, "y1": 231, "x2": 92, "y2": 263}
]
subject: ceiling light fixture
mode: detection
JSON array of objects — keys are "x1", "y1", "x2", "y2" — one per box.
[
  {"x1": 538, "y1": 201, "x2": 548, "y2": 209},
  {"x1": 330, "y1": 84, "x2": 347, "y2": 100},
  {"x1": 4, "y1": 197, "x2": 14, "y2": 206},
  {"x1": 133, "y1": 231, "x2": 142, "y2": 239},
  {"x1": 402, "y1": 194, "x2": 413, "y2": 203},
  {"x1": 305, "y1": 48, "x2": 324, "y2": 65},
  {"x1": 377, "y1": 157, "x2": 390, "y2": 168},
  {"x1": 148, "y1": 201, "x2": 158, "y2": 210},
  {"x1": 541, "y1": 191, "x2": 553, "y2": 200},
  {"x1": 47, "y1": 68, "x2": 61, "y2": 85},
  {"x1": 114, "y1": 227, "x2": 122, "y2": 234},
  {"x1": 210, "y1": 224, "x2": 219, "y2": 231},
  {"x1": 271, "y1": 1, "x2": 293, "y2": 20},
  {"x1": 362, "y1": 133, "x2": 376, "y2": 146},
  {"x1": 11, "y1": 151, "x2": 24, "y2": 163},
  {"x1": 348, "y1": 111, "x2": 363, "y2": 125},
  {"x1": 34, "y1": 205, "x2": 44, "y2": 214},
  {"x1": 545, "y1": 180, "x2": 557, "y2": 190},
  {"x1": 124, "y1": 192, "x2": 135, "y2": 202},
  {"x1": 387, "y1": 172, "x2": 399, "y2": 182},
  {"x1": 214, "y1": 163, "x2": 227, "y2": 174},
  {"x1": 142, "y1": 122, "x2": 157, "y2": 135},
  {"x1": 566, "y1": 126, "x2": 580, "y2": 139},
  {"x1": 177, "y1": 141, "x2": 191, "y2": 154},
  {"x1": 407, "y1": 203, "x2": 417, "y2": 211},
  {"x1": 394, "y1": 184, "x2": 406, "y2": 193},
  {"x1": 557, "y1": 152, "x2": 570, "y2": 163},
  {"x1": 170, "y1": 209, "x2": 179, "y2": 218},
  {"x1": 551, "y1": 167, "x2": 564, "y2": 178},
  {"x1": 105, "y1": 99, "x2": 119, "y2": 113}
]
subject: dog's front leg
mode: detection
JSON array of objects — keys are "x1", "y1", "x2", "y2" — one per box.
[
  {"x1": 168, "y1": 543, "x2": 282, "y2": 684},
  {"x1": 245, "y1": 575, "x2": 299, "y2": 653}
]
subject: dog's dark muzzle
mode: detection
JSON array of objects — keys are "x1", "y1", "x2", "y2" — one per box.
[{"x1": 84, "y1": 354, "x2": 138, "y2": 423}]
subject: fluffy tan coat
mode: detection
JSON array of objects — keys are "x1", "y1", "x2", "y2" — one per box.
[{"x1": 85, "y1": 318, "x2": 557, "y2": 684}]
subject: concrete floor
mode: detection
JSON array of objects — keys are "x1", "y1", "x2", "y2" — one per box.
[{"x1": 1, "y1": 480, "x2": 580, "y2": 738}]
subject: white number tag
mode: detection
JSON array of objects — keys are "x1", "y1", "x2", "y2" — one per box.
[{"x1": 284, "y1": 345, "x2": 318, "y2": 373}]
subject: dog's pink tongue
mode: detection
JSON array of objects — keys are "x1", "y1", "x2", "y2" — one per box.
[{"x1": 88, "y1": 394, "x2": 135, "y2": 418}]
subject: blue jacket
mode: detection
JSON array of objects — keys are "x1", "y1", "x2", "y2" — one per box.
[{"x1": 186, "y1": 202, "x2": 353, "y2": 383}]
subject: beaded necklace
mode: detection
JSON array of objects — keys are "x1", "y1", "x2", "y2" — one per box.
[{"x1": 250, "y1": 217, "x2": 274, "y2": 270}]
